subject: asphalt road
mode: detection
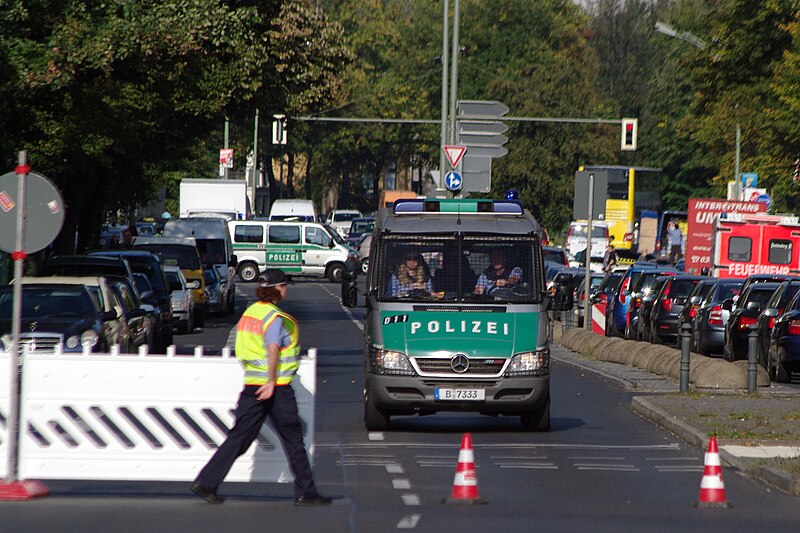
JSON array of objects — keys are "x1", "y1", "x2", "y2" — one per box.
[{"x1": 3, "y1": 280, "x2": 800, "y2": 532}]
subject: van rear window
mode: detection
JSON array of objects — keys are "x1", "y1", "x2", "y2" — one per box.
[
  {"x1": 728, "y1": 236, "x2": 751, "y2": 262},
  {"x1": 768, "y1": 239, "x2": 792, "y2": 265},
  {"x1": 134, "y1": 245, "x2": 200, "y2": 270}
]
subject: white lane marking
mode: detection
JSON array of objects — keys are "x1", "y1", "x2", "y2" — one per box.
[
  {"x1": 645, "y1": 457, "x2": 699, "y2": 461},
  {"x1": 401, "y1": 494, "x2": 421, "y2": 506},
  {"x1": 392, "y1": 479, "x2": 411, "y2": 489},
  {"x1": 319, "y1": 282, "x2": 364, "y2": 332},
  {"x1": 499, "y1": 464, "x2": 559, "y2": 470},
  {"x1": 655, "y1": 466, "x2": 704, "y2": 472},
  {"x1": 317, "y1": 442, "x2": 681, "y2": 450},
  {"x1": 368, "y1": 433, "x2": 385, "y2": 441},
  {"x1": 490, "y1": 455, "x2": 549, "y2": 460},
  {"x1": 397, "y1": 514, "x2": 421, "y2": 529},
  {"x1": 576, "y1": 465, "x2": 640, "y2": 471},
  {"x1": 386, "y1": 464, "x2": 404, "y2": 474},
  {"x1": 418, "y1": 463, "x2": 457, "y2": 468},
  {"x1": 567, "y1": 456, "x2": 627, "y2": 460},
  {"x1": 337, "y1": 460, "x2": 397, "y2": 466}
]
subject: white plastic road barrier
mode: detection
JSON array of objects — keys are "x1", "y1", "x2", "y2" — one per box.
[
  {"x1": 591, "y1": 302, "x2": 607, "y2": 335},
  {"x1": 0, "y1": 347, "x2": 316, "y2": 482}
]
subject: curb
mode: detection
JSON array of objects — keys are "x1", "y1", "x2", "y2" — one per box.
[{"x1": 631, "y1": 396, "x2": 800, "y2": 496}]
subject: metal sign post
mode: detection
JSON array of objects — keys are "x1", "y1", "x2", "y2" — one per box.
[
  {"x1": 0, "y1": 151, "x2": 63, "y2": 500},
  {"x1": 583, "y1": 174, "x2": 594, "y2": 331}
]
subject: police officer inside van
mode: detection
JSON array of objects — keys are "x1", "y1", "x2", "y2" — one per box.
[
  {"x1": 387, "y1": 249, "x2": 432, "y2": 296},
  {"x1": 473, "y1": 248, "x2": 522, "y2": 295}
]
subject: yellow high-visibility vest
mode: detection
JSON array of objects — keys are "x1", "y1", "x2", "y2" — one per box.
[{"x1": 235, "y1": 302, "x2": 300, "y2": 386}]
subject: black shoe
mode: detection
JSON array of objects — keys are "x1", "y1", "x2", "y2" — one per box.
[
  {"x1": 294, "y1": 494, "x2": 332, "y2": 506},
  {"x1": 190, "y1": 481, "x2": 225, "y2": 504}
]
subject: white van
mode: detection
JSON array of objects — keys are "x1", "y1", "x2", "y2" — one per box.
[
  {"x1": 228, "y1": 219, "x2": 358, "y2": 283},
  {"x1": 566, "y1": 220, "x2": 609, "y2": 262},
  {"x1": 269, "y1": 199, "x2": 318, "y2": 223}
]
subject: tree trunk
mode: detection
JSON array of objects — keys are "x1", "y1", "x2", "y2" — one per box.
[
  {"x1": 305, "y1": 151, "x2": 313, "y2": 200},
  {"x1": 340, "y1": 159, "x2": 351, "y2": 208},
  {"x1": 287, "y1": 152, "x2": 295, "y2": 198}
]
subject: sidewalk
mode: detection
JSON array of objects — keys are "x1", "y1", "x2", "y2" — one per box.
[{"x1": 552, "y1": 342, "x2": 800, "y2": 496}]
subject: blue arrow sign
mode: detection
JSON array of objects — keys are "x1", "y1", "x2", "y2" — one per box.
[{"x1": 444, "y1": 171, "x2": 463, "y2": 191}]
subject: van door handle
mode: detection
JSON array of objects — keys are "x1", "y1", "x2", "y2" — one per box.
[{"x1": 295, "y1": 249, "x2": 303, "y2": 253}]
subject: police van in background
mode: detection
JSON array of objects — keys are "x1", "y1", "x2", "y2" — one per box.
[
  {"x1": 228, "y1": 219, "x2": 359, "y2": 283},
  {"x1": 345, "y1": 197, "x2": 567, "y2": 432}
]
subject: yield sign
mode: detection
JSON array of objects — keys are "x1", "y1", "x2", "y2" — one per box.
[{"x1": 443, "y1": 145, "x2": 467, "y2": 168}]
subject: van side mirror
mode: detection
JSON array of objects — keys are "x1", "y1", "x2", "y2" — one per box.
[
  {"x1": 329, "y1": 240, "x2": 336, "y2": 249},
  {"x1": 229, "y1": 254, "x2": 238, "y2": 267},
  {"x1": 186, "y1": 280, "x2": 200, "y2": 290}
]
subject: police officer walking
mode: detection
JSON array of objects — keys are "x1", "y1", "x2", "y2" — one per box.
[{"x1": 191, "y1": 269, "x2": 331, "y2": 506}]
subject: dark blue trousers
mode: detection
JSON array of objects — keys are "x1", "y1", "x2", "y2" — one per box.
[{"x1": 195, "y1": 384, "x2": 318, "y2": 498}]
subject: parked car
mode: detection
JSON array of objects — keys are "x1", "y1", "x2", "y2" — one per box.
[
  {"x1": 357, "y1": 233, "x2": 373, "y2": 273},
  {"x1": 637, "y1": 275, "x2": 672, "y2": 342},
  {"x1": 164, "y1": 265, "x2": 196, "y2": 334},
  {"x1": 326, "y1": 209, "x2": 363, "y2": 239},
  {"x1": 723, "y1": 282, "x2": 781, "y2": 362},
  {"x1": 675, "y1": 278, "x2": 717, "y2": 347},
  {"x1": 587, "y1": 271, "x2": 623, "y2": 331},
  {"x1": 97, "y1": 225, "x2": 128, "y2": 249},
  {"x1": 691, "y1": 279, "x2": 743, "y2": 356},
  {"x1": 739, "y1": 274, "x2": 797, "y2": 300},
  {"x1": 606, "y1": 265, "x2": 658, "y2": 337},
  {"x1": 767, "y1": 290, "x2": 800, "y2": 382},
  {"x1": 346, "y1": 217, "x2": 375, "y2": 248},
  {"x1": 648, "y1": 275, "x2": 705, "y2": 345},
  {"x1": 572, "y1": 272, "x2": 606, "y2": 327},
  {"x1": 203, "y1": 267, "x2": 228, "y2": 316},
  {"x1": 89, "y1": 250, "x2": 174, "y2": 351},
  {"x1": 0, "y1": 278, "x2": 125, "y2": 353},
  {"x1": 545, "y1": 262, "x2": 568, "y2": 297},
  {"x1": 108, "y1": 278, "x2": 155, "y2": 352},
  {"x1": 755, "y1": 280, "x2": 800, "y2": 370},
  {"x1": 625, "y1": 268, "x2": 679, "y2": 340},
  {"x1": 543, "y1": 246, "x2": 569, "y2": 268}
]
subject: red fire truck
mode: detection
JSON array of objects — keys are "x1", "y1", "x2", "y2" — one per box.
[{"x1": 711, "y1": 213, "x2": 800, "y2": 278}]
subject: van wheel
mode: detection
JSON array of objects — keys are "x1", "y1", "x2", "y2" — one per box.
[
  {"x1": 326, "y1": 262, "x2": 345, "y2": 283},
  {"x1": 521, "y1": 394, "x2": 550, "y2": 431},
  {"x1": 238, "y1": 262, "x2": 259, "y2": 283},
  {"x1": 364, "y1": 394, "x2": 389, "y2": 431},
  {"x1": 227, "y1": 294, "x2": 235, "y2": 315}
]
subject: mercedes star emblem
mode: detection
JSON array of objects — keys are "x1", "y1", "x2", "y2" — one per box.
[{"x1": 450, "y1": 353, "x2": 470, "y2": 373}]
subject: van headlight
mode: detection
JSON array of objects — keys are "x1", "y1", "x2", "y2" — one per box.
[
  {"x1": 368, "y1": 346, "x2": 415, "y2": 375},
  {"x1": 505, "y1": 348, "x2": 550, "y2": 377},
  {"x1": 68, "y1": 330, "x2": 98, "y2": 350}
]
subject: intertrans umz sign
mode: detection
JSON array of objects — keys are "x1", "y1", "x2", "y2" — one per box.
[{"x1": 685, "y1": 198, "x2": 766, "y2": 274}]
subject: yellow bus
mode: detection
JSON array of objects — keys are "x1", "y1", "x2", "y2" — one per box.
[{"x1": 579, "y1": 166, "x2": 635, "y2": 251}]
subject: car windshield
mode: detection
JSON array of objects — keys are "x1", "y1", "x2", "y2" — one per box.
[
  {"x1": 349, "y1": 220, "x2": 375, "y2": 236},
  {"x1": 542, "y1": 249, "x2": 565, "y2": 264},
  {"x1": 716, "y1": 283, "x2": 742, "y2": 302},
  {"x1": 0, "y1": 287, "x2": 98, "y2": 318},
  {"x1": 378, "y1": 236, "x2": 541, "y2": 304}
]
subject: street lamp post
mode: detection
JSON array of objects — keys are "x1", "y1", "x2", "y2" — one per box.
[{"x1": 654, "y1": 22, "x2": 741, "y2": 199}]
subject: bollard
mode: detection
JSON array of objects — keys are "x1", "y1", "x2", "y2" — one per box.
[
  {"x1": 747, "y1": 326, "x2": 759, "y2": 393},
  {"x1": 680, "y1": 323, "x2": 691, "y2": 392}
]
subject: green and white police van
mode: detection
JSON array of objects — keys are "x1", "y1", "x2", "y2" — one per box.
[
  {"x1": 228, "y1": 220, "x2": 359, "y2": 283},
  {"x1": 357, "y1": 198, "x2": 553, "y2": 431}
]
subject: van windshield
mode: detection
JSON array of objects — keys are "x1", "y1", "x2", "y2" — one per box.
[
  {"x1": 377, "y1": 236, "x2": 541, "y2": 304},
  {"x1": 570, "y1": 224, "x2": 608, "y2": 238},
  {"x1": 134, "y1": 244, "x2": 201, "y2": 270}
]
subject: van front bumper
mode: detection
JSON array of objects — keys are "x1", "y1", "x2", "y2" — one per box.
[{"x1": 366, "y1": 373, "x2": 549, "y2": 416}]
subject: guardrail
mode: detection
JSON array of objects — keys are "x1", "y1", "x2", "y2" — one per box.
[{"x1": 0, "y1": 347, "x2": 316, "y2": 483}]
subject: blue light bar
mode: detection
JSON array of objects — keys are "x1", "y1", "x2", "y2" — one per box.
[{"x1": 392, "y1": 198, "x2": 523, "y2": 215}]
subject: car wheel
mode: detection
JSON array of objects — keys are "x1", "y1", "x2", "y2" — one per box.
[
  {"x1": 624, "y1": 321, "x2": 633, "y2": 340},
  {"x1": 364, "y1": 392, "x2": 389, "y2": 431},
  {"x1": 195, "y1": 307, "x2": 205, "y2": 328},
  {"x1": 326, "y1": 262, "x2": 345, "y2": 283},
  {"x1": 520, "y1": 394, "x2": 551, "y2": 432},
  {"x1": 775, "y1": 348, "x2": 791, "y2": 383},
  {"x1": 361, "y1": 258, "x2": 369, "y2": 274},
  {"x1": 693, "y1": 329, "x2": 707, "y2": 356},
  {"x1": 177, "y1": 320, "x2": 188, "y2": 335},
  {"x1": 227, "y1": 294, "x2": 235, "y2": 315},
  {"x1": 237, "y1": 262, "x2": 260, "y2": 283}
]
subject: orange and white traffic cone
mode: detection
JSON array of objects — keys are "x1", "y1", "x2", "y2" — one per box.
[
  {"x1": 694, "y1": 436, "x2": 732, "y2": 508},
  {"x1": 443, "y1": 433, "x2": 486, "y2": 505}
]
